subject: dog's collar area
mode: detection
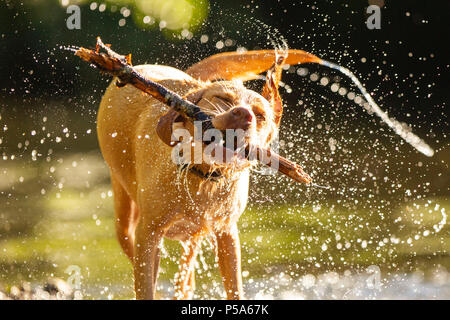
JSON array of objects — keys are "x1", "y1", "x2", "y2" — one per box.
[{"x1": 178, "y1": 164, "x2": 224, "y2": 182}]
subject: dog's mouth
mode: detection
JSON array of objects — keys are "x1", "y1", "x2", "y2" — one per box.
[
  {"x1": 159, "y1": 87, "x2": 270, "y2": 178},
  {"x1": 201, "y1": 131, "x2": 251, "y2": 167},
  {"x1": 199, "y1": 106, "x2": 270, "y2": 174}
]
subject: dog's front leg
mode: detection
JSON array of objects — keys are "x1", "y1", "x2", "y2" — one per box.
[
  {"x1": 215, "y1": 223, "x2": 244, "y2": 300},
  {"x1": 133, "y1": 218, "x2": 164, "y2": 300},
  {"x1": 174, "y1": 235, "x2": 203, "y2": 300}
]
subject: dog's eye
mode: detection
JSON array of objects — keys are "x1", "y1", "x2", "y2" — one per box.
[
  {"x1": 252, "y1": 104, "x2": 267, "y2": 122},
  {"x1": 254, "y1": 112, "x2": 266, "y2": 122}
]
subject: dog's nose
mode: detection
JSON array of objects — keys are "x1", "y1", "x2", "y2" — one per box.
[{"x1": 232, "y1": 107, "x2": 253, "y2": 123}]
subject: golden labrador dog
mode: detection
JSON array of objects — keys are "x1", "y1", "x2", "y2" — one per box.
[{"x1": 96, "y1": 49, "x2": 325, "y2": 300}]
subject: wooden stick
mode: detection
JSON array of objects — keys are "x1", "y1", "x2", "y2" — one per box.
[
  {"x1": 75, "y1": 37, "x2": 213, "y2": 129},
  {"x1": 72, "y1": 37, "x2": 312, "y2": 184},
  {"x1": 249, "y1": 146, "x2": 312, "y2": 184}
]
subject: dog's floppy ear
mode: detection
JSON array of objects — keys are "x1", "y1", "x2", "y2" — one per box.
[
  {"x1": 156, "y1": 109, "x2": 183, "y2": 146},
  {"x1": 186, "y1": 50, "x2": 321, "y2": 127},
  {"x1": 262, "y1": 52, "x2": 286, "y2": 126},
  {"x1": 186, "y1": 49, "x2": 322, "y2": 82},
  {"x1": 156, "y1": 88, "x2": 205, "y2": 147}
]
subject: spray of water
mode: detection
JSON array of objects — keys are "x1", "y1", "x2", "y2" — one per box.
[{"x1": 319, "y1": 60, "x2": 434, "y2": 157}]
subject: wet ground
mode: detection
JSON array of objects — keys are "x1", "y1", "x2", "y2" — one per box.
[
  {"x1": 0, "y1": 278, "x2": 80, "y2": 300},
  {"x1": 2, "y1": 268, "x2": 449, "y2": 300}
]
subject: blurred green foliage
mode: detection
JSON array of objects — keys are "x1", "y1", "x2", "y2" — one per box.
[{"x1": 61, "y1": 0, "x2": 209, "y2": 32}]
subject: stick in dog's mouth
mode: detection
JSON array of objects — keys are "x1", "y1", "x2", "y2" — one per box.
[{"x1": 73, "y1": 37, "x2": 313, "y2": 184}]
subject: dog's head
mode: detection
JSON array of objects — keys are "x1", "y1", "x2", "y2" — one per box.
[
  {"x1": 155, "y1": 53, "x2": 288, "y2": 178},
  {"x1": 185, "y1": 80, "x2": 279, "y2": 148}
]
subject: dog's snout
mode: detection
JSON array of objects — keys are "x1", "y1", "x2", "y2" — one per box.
[{"x1": 232, "y1": 107, "x2": 253, "y2": 123}]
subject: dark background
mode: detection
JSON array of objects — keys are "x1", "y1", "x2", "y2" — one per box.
[
  {"x1": 1, "y1": 0, "x2": 449, "y2": 117},
  {"x1": 1, "y1": 0, "x2": 449, "y2": 115},
  {"x1": 0, "y1": 0, "x2": 448, "y2": 199}
]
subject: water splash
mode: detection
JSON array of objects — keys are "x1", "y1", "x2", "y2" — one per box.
[
  {"x1": 310, "y1": 183, "x2": 330, "y2": 190},
  {"x1": 59, "y1": 45, "x2": 80, "y2": 53},
  {"x1": 433, "y1": 206, "x2": 447, "y2": 234},
  {"x1": 320, "y1": 60, "x2": 434, "y2": 157}
]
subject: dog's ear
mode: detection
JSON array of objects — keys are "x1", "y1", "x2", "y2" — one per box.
[
  {"x1": 156, "y1": 109, "x2": 183, "y2": 147},
  {"x1": 186, "y1": 50, "x2": 321, "y2": 127},
  {"x1": 262, "y1": 53, "x2": 286, "y2": 126},
  {"x1": 186, "y1": 49, "x2": 322, "y2": 82},
  {"x1": 156, "y1": 88, "x2": 205, "y2": 147}
]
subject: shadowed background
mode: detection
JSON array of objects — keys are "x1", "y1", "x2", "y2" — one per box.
[{"x1": 0, "y1": 0, "x2": 449, "y2": 299}]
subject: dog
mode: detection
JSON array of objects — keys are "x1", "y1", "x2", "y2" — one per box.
[{"x1": 97, "y1": 49, "x2": 322, "y2": 299}]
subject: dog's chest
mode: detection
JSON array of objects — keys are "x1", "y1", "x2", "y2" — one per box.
[{"x1": 164, "y1": 170, "x2": 250, "y2": 241}]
